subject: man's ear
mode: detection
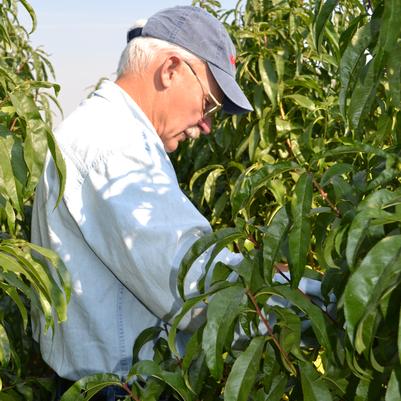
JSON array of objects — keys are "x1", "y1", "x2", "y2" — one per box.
[{"x1": 159, "y1": 55, "x2": 182, "y2": 89}]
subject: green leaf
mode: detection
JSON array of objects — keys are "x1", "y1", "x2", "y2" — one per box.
[
  {"x1": 320, "y1": 163, "x2": 354, "y2": 187},
  {"x1": 274, "y1": 306, "x2": 302, "y2": 358},
  {"x1": 210, "y1": 261, "x2": 232, "y2": 286},
  {"x1": 60, "y1": 374, "x2": 123, "y2": 401},
  {"x1": 376, "y1": 0, "x2": 401, "y2": 56},
  {"x1": 344, "y1": 235, "x2": 401, "y2": 349},
  {"x1": 319, "y1": 142, "x2": 387, "y2": 159},
  {"x1": 231, "y1": 162, "x2": 298, "y2": 216},
  {"x1": 274, "y1": 117, "x2": 302, "y2": 134},
  {"x1": 385, "y1": 368, "x2": 401, "y2": 401},
  {"x1": 262, "y1": 342, "x2": 281, "y2": 393},
  {"x1": 366, "y1": 165, "x2": 401, "y2": 192},
  {"x1": 248, "y1": 124, "x2": 260, "y2": 162},
  {"x1": 9, "y1": 91, "x2": 44, "y2": 176},
  {"x1": 158, "y1": 371, "x2": 192, "y2": 401},
  {"x1": 384, "y1": 367, "x2": 401, "y2": 401},
  {"x1": 357, "y1": 188, "x2": 401, "y2": 210},
  {"x1": 258, "y1": 285, "x2": 333, "y2": 357},
  {"x1": 262, "y1": 206, "x2": 290, "y2": 283},
  {"x1": 130, "y1": 360, "x2": 163, "y2": 378},
  {"x1": 286, "y1": 76, "x2": 323, "y2": 94},
  {"x1": 26, "y1": 241, "x2": 71, "y2": 302},
  {"x1": 177, "y1": 228, "x2": 245, "y2": 299},
  {"x1": 339, "y1": 20, "x2": 379, "y2": 116},
  {"x1": 204, "y1": 167, "x2": 225, "y2": 206},
  {"x1": 212, "y1": 192, "x2": 228, "y2": 220},
  {"x1": 167, "y1": 281, "x2": 231, "y2": 357},
  {"x1": 345, "y1": 209, "x2": 395, "y2": 269},
  {"x1": 9, "y1": 90, "x2": 66, "y2": 206},
  {"x1": 348, "y1": 59, "x2": 379, "y2": 129},
  {"x1": 314, "y1": 0, "x2": 339, "y2": 50},
  {"x1": 132, "y1": 326, "x2": 163, "y2": 364},
  {"x1": 300, "y1": 361, "x2": 333, "y2": 401},
  {"x1": 224, "y1": 336, "x2": 265, "y2": 401},
  {"x1": 0, "y1": 269, "x2": 41, "y2": 317},
  {"x1": 189, "y1": 164, "x2": 224, "y2": 192},
  {"x1": 0, "y1": 242, "x2": 69, "y2": 326},
  {"x1": 0, "y1": 324, "x2": 10, "y2": 366},
  {"x1": 399, "y1": 308, "x2": 401, "y2": 366},
  {"x1": 0, "y1": 136, "x2": 22, "y2": 214},
  {"x1": 202, "y1": 285, "x2": 246, "y2": 379},
  {"x1": 354, "y1": 378, "x2": 371, "y2": 400},
  {"x1": 18, "y1": 0, "x2": 37, "y2": 33},
  {"x1": 264, "y1": 373, "x2": 287, "y2": 401},
  {"x1": 182, "y1": 328, "x2": 208, "y2": 395},
  {"x1": 0, "y1": 284, "x2": 28, "y2": 330},
  {"x1": 258, "y1": 57, "x2": 278, "y2": 109},
  {"x1": 45, "y1": 126, "x2": 67, "y2": 207},
  {"x1": 388, "y1": 42, "x2": 401, "y2": 107},
  {"x1": 288, "y1": 173, "x2": 313, "y2": 288},
  {"x1": 285, "y1": 94, "x2": 316, "y2": 111},
  {"x1": 130, "y1": 361, "x2": 192, "y2": 401},
  {"x1": 141, "y1": 378, "x2": 166, "y2": 401},
  {"x1": 0, "y1": 249, "x2": 48, "y2": 293}
]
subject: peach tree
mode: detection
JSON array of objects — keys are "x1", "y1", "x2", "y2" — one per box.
[
  {"x1": 60, "y1": 0, "x2": 401, "y2": 400},
  {"x1": 0, "y1": 1, "x2": 69, "y2": 399}
]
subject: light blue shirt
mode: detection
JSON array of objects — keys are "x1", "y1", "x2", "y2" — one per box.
[{"x1": 31, "y1": 80, "x2": 242, "y2": 380}]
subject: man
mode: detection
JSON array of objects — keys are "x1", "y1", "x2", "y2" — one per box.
[{"x1": 31, "y1": 5, "x2": 253, "y2": 399}]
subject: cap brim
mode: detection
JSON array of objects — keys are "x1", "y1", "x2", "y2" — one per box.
[{"x1": 208, "y1": 62, "x2": 253, "y2": 115}]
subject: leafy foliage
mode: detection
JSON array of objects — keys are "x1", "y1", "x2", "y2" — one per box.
[
  {"x1": 0, "y1": 1, "x2": 69, "y2": 399},
  {"x1": 6, "y1": 0, "x2": 400, "y2": 400},
  {"x1": 106, "y1": 0, "x2": 401, "y2": 399}
]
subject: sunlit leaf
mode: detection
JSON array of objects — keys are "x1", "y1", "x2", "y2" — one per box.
[
  {"x1": 231, "y1": 162, "x2": 298, "y2": 216},
  {"x1": 258, "y1": 57, "x2": 278, "y2": 110},
  {"x1": 314, "y1": 0, "x2": 339, "y2": 50},
  {"x1": 300, "y1": 361, "x2": 333, "y2": 401},
  {"x1": 262, "y1": 206, "x2": 290, "y2": 283},
  {"x1": 288, "y1": 172, "x2": 312, "y2": 288},
  {"x1": 18, "y1": 0, "x2": 37, "y2": 33},
  {"x1": 348, "y1": 59, "x2": 379, "y2": 129},
  {"x1": 0, "y1": 324, "x2": 10, "y2": 366},
  {"x1": 339, "y1": 20, "x2": 380, "y2": 116},
  {"x1": 385, "y1": 368, "x2": 401, "y2": 401}
]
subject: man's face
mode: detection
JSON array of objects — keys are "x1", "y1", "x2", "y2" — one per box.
[{"x1": 159, "y1": 58, "x2": 224, "y2": 153}]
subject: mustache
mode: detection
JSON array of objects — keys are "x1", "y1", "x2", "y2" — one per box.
[{"x1": 184, "y1": 126, "x2": 201, "y2": 139}]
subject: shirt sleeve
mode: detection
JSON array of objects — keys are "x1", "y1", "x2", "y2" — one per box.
[{"x1": 62, "y1": 146, "x2": 242, "y2": 330}]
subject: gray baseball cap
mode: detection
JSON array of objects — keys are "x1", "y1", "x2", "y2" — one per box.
[{"x1": 127, "y1": 6, "x2": 253, "y2": 115}]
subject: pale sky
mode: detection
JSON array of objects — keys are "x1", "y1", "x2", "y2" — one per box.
[{"x1": 21, "y1": 1, "x2": 237, "y2": 124}]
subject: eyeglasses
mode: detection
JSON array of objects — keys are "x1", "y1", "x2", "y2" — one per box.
[{"x1": 183, "y1": 61, "x2": 222, "y2": 118}]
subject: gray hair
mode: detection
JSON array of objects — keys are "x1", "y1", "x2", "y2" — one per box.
[{"x1": 117, "y1": 35, "x2": 201, "y2": 77}]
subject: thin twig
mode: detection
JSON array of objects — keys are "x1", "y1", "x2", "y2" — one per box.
[
  {"x1": 279, "y1": 102, "x2": 286, "y2": 119},
  {"x1": 122, "y1": 382, "x2": 139, "y2": 401},
  {"x1": 246, "y1": 288, "x2": 296, "y2": 374},
  {"x1": 312, "y1": 178, "x2": 341, "y2": 217},
  {"x1": 247, "y1": 233, "x2": 260, "y2": 249},
  {"x1": 9, "y1": 117, "x2": 17, "y2": 132},
  {"x1": 284, "y1": 139, "x2": 340, "y2": 218}
]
